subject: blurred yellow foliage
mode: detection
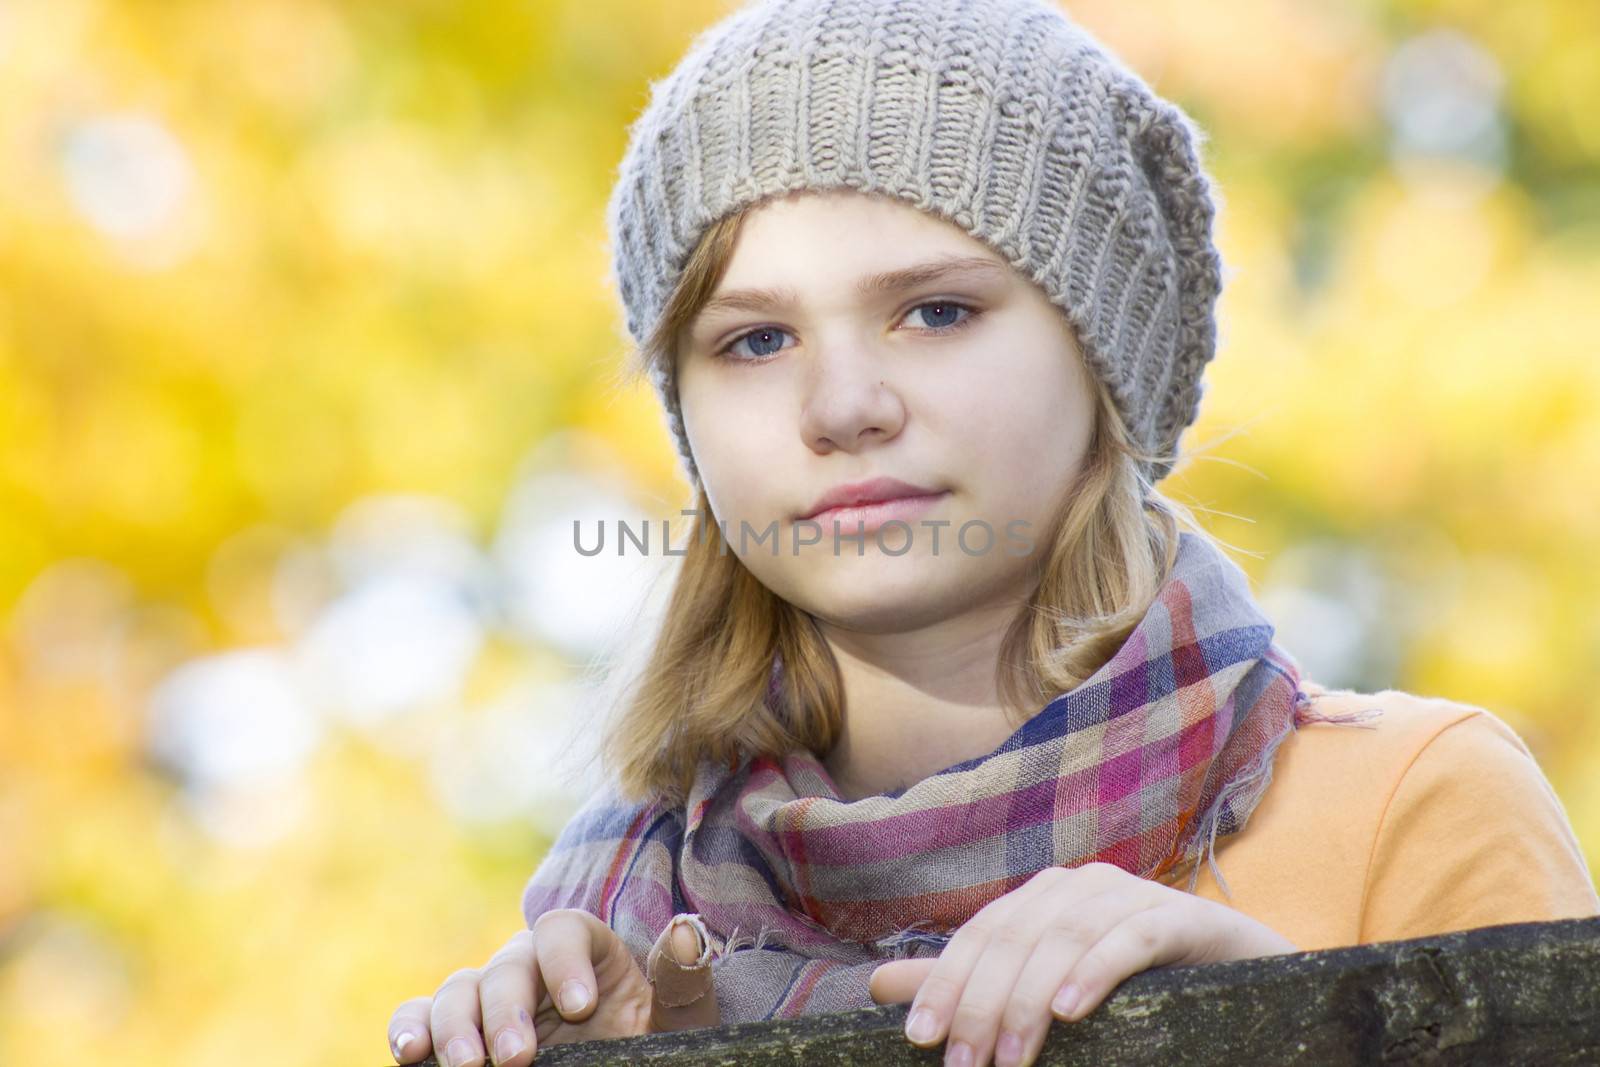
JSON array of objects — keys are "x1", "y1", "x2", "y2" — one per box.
[{"x1": 1, "y1": 1, "x2": 1597, "y2": 1064}]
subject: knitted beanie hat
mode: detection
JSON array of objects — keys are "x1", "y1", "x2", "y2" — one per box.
[{"x1": 605, "y1": 0, "x2": 1224, "y2": 489}]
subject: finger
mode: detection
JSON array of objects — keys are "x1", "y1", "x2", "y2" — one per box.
[
  {"x1": 647, "y1": 912, "x2": 721, "y2": 1032},
  {"x1": 388, "y1": 996, "x2": 434, "y2": 1064},
  {"x1": 995, "y1": 886, "x2": 1153, "y2": 1067},
  {"x1": 476, "y1": 930, "x2": 541, "y2": 1067},
  {"x1": 531, "y1": 908, "x2": 608, "y2": 1026},
  {"x1": 428, "y1": 968, "x2": 487, "y2": 1067},
  {"x1": 939, "y1": 914, "x2": 1055, "y2": 1067},
  {"x1": 1055, "y1": 900, "x2": 1189, "y2": 1023},
  {"x1": 868, "y1": 958, "x2": 935, "y2": 1004},
  {"x1": 897, "y1": 922, "x2": 996, "y2": 1050},
  {"x1": 898, "y1": 870, "x2": 1062, "y2": 1051}
]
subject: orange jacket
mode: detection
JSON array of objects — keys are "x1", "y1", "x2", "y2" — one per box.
[{"x1": 1187, "y1": 679, "x2": 1600, "y2": 949}]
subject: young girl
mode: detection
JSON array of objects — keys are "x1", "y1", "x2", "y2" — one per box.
[{"x1": 388, "y1": 1, "x2": 1600, "y2": 1065}]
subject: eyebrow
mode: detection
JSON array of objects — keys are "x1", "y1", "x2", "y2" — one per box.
[{"x1": 694, "y1": 254, "x2": 1009, "y2": 321}]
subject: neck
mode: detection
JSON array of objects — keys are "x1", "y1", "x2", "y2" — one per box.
[{"x1": 818, "y1": 597, "x2": 1028, "y2": 801}]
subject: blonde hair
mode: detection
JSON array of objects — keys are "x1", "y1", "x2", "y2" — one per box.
[{"x1": 596, "y1": 195, "x2": 1220, "y2": 807}]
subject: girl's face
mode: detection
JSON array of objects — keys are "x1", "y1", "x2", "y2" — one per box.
[{"x1": 676, "y1": 189, "x2": 1096, "y2": 633}]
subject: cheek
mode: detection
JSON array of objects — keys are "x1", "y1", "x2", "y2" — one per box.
[
  {"x1": 940, "y1": 358, "x2": 1085, "y2": 461},
  {"x1": 932, "y1": 346, "x2": 1093, "y2": 522},
  {"x1": 681, "y1": 380, "x2": 789, "y2": 522}
]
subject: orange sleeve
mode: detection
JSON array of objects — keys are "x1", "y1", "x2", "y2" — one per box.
[{"x1": 1359, "y1": 709, "x2": 1600, "y2": 945}]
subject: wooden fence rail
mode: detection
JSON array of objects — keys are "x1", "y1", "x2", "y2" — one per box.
[{"x1": 402, "y1": 914, "x2": 1600, "y2": 1065}]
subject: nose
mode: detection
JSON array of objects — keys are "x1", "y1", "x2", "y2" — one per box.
[{"x1": 796, "y1": 339, "x2": 906, "y2": 458}]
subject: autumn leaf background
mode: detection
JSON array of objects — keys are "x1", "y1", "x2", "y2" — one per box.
[{"x1": 2, "y1": 1, "x2": 1597, "y2": 1064}]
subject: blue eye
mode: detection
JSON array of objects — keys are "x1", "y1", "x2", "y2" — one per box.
[
  {"x1": 909, "y1": 301, "x2": 971, "y2": 329},
  {"x1": 714, "y1": 300, "x2": 981, "y2": 362},
  {"x1": 722, "y1": 326, "x2": 792, "y2": 360}
]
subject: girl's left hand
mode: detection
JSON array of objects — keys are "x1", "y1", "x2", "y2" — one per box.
[{"x1": 867, "y1": 862, "x2": 1298, "y2": 1067}]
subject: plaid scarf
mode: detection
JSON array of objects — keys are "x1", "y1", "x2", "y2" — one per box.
[{"x1": 522, "y1": 530, "x2": 1373, "y2": 1023}]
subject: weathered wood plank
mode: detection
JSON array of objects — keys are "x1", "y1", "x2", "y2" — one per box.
[{"x1": 402, "y1": 915, "x2": 1600, "y2": 1065}]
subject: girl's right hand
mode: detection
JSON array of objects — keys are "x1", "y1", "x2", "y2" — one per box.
[{"x1": 387, "y1": 909, "x2": 720, "y2": 1067}]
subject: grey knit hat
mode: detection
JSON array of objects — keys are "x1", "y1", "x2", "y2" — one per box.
[{"x1": 605, "y1": 0, "x2": 1224, "y2": 489}]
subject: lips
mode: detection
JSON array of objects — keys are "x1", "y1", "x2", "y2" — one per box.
[
  {"x1": 799, "y1": 476, "x2": 946, "y2": 522},
  {"x1": 800, "y1": 492, "x2": 949, "y2": 538}
]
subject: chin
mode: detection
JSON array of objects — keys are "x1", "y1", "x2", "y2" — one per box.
[{"x1": 784, "y1": 557, "x2": 962, "y2": 631}]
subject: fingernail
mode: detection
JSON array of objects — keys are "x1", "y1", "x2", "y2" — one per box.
[
  {"x1": 391, "y1": 1031, "x2": 415, "y2": 1059},
  {"x1": 493, "y1": 1027, "x2": 525, "y2": 1065},
  {"x1": 1053, "y1": 982, "x2": 1081, "y2": 1019},
  {"x1": 670, "y1": 914, "x2": 707, "y2": 963},
  {"x1": 559, "y1": 978, "x2": 591, "y2": 1014},
  {"x1": 905, "y1": 1007, "x2": 938, "y2": 1044},
  {"x1": 995, "y1": 1030, "x2": 1024, "y2": 1067},
  {"x1": 944, "y1": 1039, "x2": 974, "y2": 1067},
  {"x1": 445, "y1": 1036, "x2": 475, "y2": 1067}
]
